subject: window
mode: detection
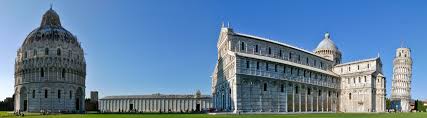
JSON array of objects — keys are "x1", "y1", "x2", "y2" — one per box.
[
  {"x1": 307, "y1": 88, "x2": 311, "y2": 95},
  {"x1": 34, "y1": 49, "x2": 37, "y2": 56},
  {"x1": 256, "y1": 61, "x2": 260, "y2": 70},
  {"x1": 255, "y1": 45, "x2": 259, "y2": 52},
  {"x1": 274, "y1": 64, "x2": 278, "y2": 72},
  {"x1": 306, "y1": 58, "x2": 309, "y2": 64},
  {"x1": 298, "y1": 55, "x2": 301, "y2": 61},
  {"x1": 24, "y1": 51, "x2": 27, "y2": 58},
  {"x1": 266, "y1": 63, "x2": 269, "y2": 71},
  {"x1": 57, "y1": 48, "x2": 61, "y2": 56},
  {"x1": 40, "y1": 68, "x2": 44, "y2": 77},
  {"x1": 303, "y1": 70, "x2": 306, "y2": 77},
  {"x1": 281, "y1": 84, "x2": 284, "y2": 92},
  {"x1": 45, "y1": 89, "x2": 48, "y2": 98},
  {"x1": 353, "y1": 78, "x2": 355, "y2": 83},
  {"x1": 246, "y1": 61, "x2": 250, "y2": 68},
  {"x1": 279, "y1": 50, "x2": 282, "y2": 57},
  {"x1": 240, "y1": 42, "x2": 245, "y2": 50},
  {"x1": 45, "y1": 48, "x2": 49, "y2": 55},
  {"x1": 367, "y1": 64, "x2": 370, "y2": 69},
  {"x1": 318, "y1": 90, "x2": 322, "y2": 96},
  {"x1": 297, "y1": 69, "x2": 300, "y2": 75},
  {"x1": 328, "y1": 91, "x2": 331, "y2": 97},
  {"x1": 288, "y1": 53, "x2": 292, "y2": 60},
  {"x1": 69, "y1": 91, "x2": 72, "y2": 99},
  {"x1": 62, "y1": 68, "x2": 66, "y2": 78},
  {"x1": 263, "y1": 83, "x2": 267, "y2": 91},
  {"x1": 364, "y1": 76, "x2": 367, "y2": 82},
  {"x1": 359, "y1": 77, "x2": 361, "y2": 83},
  {"x1": 320, "y1": 62, "x2": 323, "y2": 68},
  {"x1": 268, "y1": 47, "x2": 272, "y2": 55},
  {"x1": 357, "y1": 65, "x2": 360, "y2": 70},
  {"x1": 58, "y1": 90, "x2": 61, "y2": 98},
  {"x1": 349, "y1": 93, "x2": 352, "y2": 100},
  {"x1": 32, "y1": 90, "x2": 36, "y2": 98},
  {"x1": 290, "y1": 67, "x2": 293, "y2": 75},
  {"x1": 295, "y1": 86, "x2": 299, "y2": 94},
  {"x1": 348, "y1": 67, "x2": 351, "y2": 71}
]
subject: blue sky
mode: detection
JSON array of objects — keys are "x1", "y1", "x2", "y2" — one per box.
[{"x1": 0, "y1": 0, "x2": 426, "y2": 100}]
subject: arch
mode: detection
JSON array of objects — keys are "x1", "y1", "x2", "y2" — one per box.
[
  {"x1": 57, "y1": 48, "x2": 61, "y2": 56},
  {"x1": 75, "y1": 87, "x2": 84, "y2": 112},
  {"x1": 45, "y1": 48, "x2": 49, "y2": 55},
  {"x1": 18, "y1": 87, "x2": 28, "y2": 112}
]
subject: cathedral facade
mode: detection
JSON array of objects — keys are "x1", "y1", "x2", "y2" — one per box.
[
  {"x1": 211, "y1": 26, "x2": 386, "y2": 113},
  {"x1": 14, "y1": 8, "x2": 86, "y2": 113}
]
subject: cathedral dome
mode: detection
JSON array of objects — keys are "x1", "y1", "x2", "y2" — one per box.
[
  {"x1": 21, "y1": 8, "x2": 80, "y2": 48},
  {"x1": 315, "y1": 32, "x2": 338, "y2": 52}
]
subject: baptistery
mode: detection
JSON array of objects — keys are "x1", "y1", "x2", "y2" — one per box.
[{"x1": 14, "y1": 7, "x2": 86, "y2": 113}]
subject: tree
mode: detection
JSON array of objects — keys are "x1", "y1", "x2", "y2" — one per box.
[{"x1": 386, "y1": 98, "x2": 391, "y2": 110}]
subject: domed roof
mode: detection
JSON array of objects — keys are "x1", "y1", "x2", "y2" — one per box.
[
  {"x1": 40, "y1": 8, "x2": 61, "y2": 27},
  {"x1": 21, "y1": 8, "x2": 80, "y2": 48},
  {"x1": 315, "y1": 32, "x2": 339, "y2": 52}
]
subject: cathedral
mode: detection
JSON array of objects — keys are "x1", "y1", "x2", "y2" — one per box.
[
  {"x1": 14, "y1": 7, "x2": 86, "y2": 113},
  {"x1": 211, "y1": 26, "x2": 386, "y2": 113}
]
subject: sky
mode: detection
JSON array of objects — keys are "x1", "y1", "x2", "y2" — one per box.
[{"x1": 0, "y1": 0, "x2": 426, "y2": 100}]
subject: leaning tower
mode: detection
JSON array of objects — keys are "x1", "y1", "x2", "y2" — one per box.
[{"x1": 391, "y1": 47, "x2": 412, "y2": 112}]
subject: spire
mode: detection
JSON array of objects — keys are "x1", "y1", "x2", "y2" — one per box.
[
  {"x1": 50, "y1": 3, "x2": 53, "y2": 10},
  {"x1": 221, "y1": 22, "x2": 224, "y2": 28},
  {"x1": 377, "y1": 52, "x2": 380, "y2": 58},
  {"x1": 401, "y1": 40, "x2": 405, "y2": 48}
]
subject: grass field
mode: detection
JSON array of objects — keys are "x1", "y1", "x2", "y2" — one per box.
[{"x1": 1, "y1": 112, "x2": 427, "y2": 118}]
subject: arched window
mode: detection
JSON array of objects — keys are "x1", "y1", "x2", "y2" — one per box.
[
  {"x1": 32, "y1": 90, "x2": 36, "y2": 98},
  {"x1": 359, "y1": 77, "x2": 361, "y2": 83},
  {"x1": 266, "y1": 63, "x2": 269, "y2": 71},
  {"x1": 246, "y1": 61, "x2": 250, "y2": 68},
  {"x1": 268, "y1": 47, "x2": 272, "y2": 54},
  {"x1": 281, "y1": 84, "x2": 284, "y2": 92},
  {"x1": 62, "y1": 68, "x2": 66, "y2": 78},
  {"x1": 45, "y1": 89, "x2": 48, "y2": 98},
  {"x1": 240, "y1": 42, "x2": 245, "y2": 50},
  {"x1": 57, "y1": 48, "x2": 61, "y2": 56},
  {"x1": 263, "y1": 83, "x2": 267, "y2": 91},
  {"x1": 256, "y1": 61, "x2": 260, "y2": 70},
  {"x1": 349, "y1": 93, "x2": 352, "y2": 100},
  {"x1": 318, "y1": 90, "x2": 322, "y2": 96},
  {"x1": 279, "y1": 50, "x2": 282, "y2": 57},
  {"x1": 295, "y1": 86, "x2": 299, "y2": 94},
  {"x1": 255, "y1": 45, "x2": 259, "y2": 52},
  {"x1": 45, "y1": 48, "x2": 49, "y2": 55},
  {"x1": 307, "y1": 88, "x2": 311, "y2": 95},
  {"x1": 40, "y1": 68, "x2": 44, "y2": 77}
]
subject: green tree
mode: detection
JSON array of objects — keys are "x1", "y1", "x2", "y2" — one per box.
[{"x1": 386, "y1": 98, "x2": 391, "y2": 110}]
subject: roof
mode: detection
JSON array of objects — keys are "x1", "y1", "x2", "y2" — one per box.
[
  {"x1": 315, "y1": 33, "x2": 339, "y2": 52},
  {"x1": 233, "y1": 52, "x2": 338, "y2": 77},
  {"x1": 335, "y1": 57, "x2": 380, "y2": 66},
  {"x1": 100, "y1": 94, "x2": 212, "y2": 100},
  {"x1": 233, "y1": 32, "x2": 333, "y2": 62}
]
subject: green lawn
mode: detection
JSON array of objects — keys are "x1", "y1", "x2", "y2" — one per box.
[{"x1": 0, "y1": 112, "x2": 426, "y2": 118}]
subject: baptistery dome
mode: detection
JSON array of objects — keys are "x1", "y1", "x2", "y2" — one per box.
[{"x1": 14, "y1": 8, "x2": 86, "y2": 113}]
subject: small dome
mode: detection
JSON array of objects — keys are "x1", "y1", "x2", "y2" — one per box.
[
  {"x1": 315, "y1": 32, "x2": 338, "y2": 52},
  {"x1": 40, "y1": 8, "x2": 61, "y2": 27}
]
